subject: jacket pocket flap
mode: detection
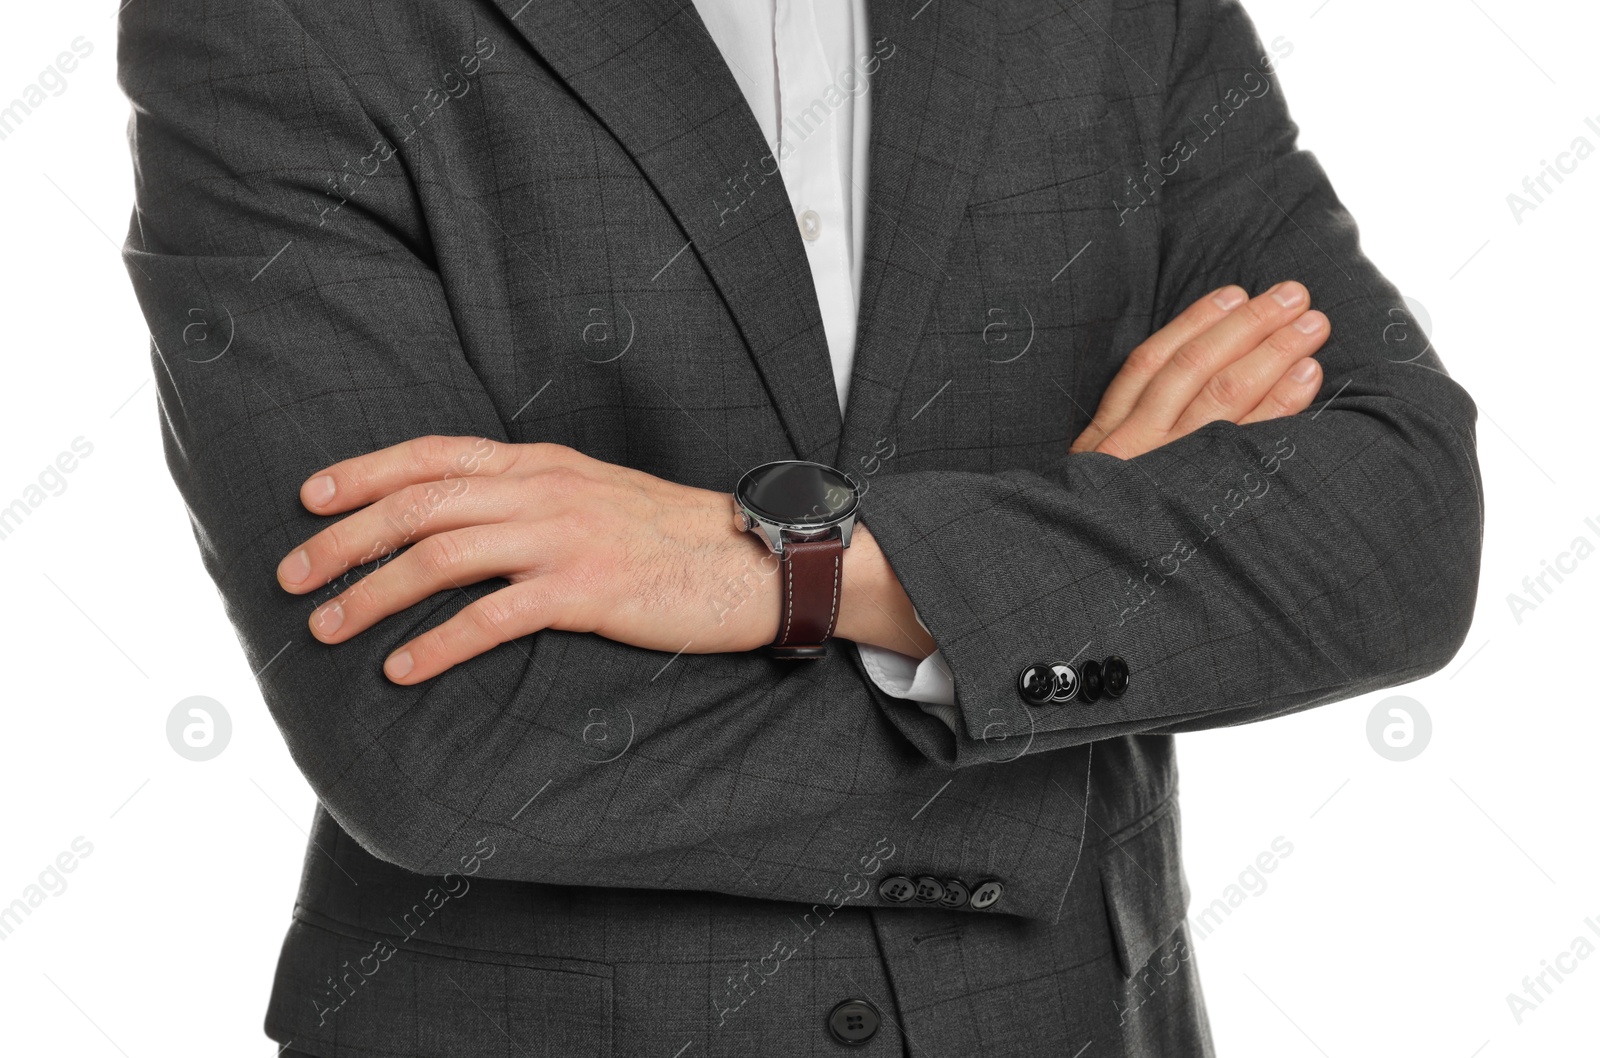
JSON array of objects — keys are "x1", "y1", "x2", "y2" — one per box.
[{"x1": 266, "y1": 917, "x2": 613, "y2": 1057}]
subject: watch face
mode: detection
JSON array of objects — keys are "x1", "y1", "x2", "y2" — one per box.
[{"x1": 736, "y1": 461, "x2": 858, "y2": 528}]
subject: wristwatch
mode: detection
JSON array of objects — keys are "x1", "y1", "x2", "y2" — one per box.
[{"x1": 733, "y1": 459, "x2": 861, "y2": 659}]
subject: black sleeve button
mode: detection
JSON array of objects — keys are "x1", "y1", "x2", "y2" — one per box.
[
  {"x1": 1048, "y1": 662, "x2": 1079, "y2": 703},
  {"x1": 827, "y1": 998, "x2": 882, "y2": 1045},
  {"x1": 1016, "y1": 663, "x2": 1057, "y2": 705},
  {"x1": 938, "y1": 878, "x2": 970, "y2": 909},
  {"x1": 912, "y1": 875, "x2": 946, "y2": 903},
  {"x1": 878, "y1": 875, "x2": 915, "y2": 903},
  {"x1": 1076, "y1": 659, "x2": 1104, "y2": 704},
  {"x1": 969, "y1": 879, "x2": 1005, "y2": 910},
  {"x1": 1101, "y1": 654, "x2": 1130, "y2": 698}
]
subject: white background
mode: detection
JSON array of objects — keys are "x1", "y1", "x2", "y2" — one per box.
[{"x1": 0, "y1": 1, "x2": 1594, "y2": 1055}]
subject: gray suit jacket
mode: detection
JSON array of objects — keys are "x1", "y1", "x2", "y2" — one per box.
[{"x1": 119, "y1": 0, "x2": 1483, "y2": 1054}]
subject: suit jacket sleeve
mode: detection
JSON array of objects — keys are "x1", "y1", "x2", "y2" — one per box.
[
  {"x1": 854, "y1": 0, "x2": 1484, "y2": 764},
  {"x1": 119, "y1": 0, "x2": 1079, "y2": 915}
]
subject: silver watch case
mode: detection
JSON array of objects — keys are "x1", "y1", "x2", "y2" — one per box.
[{"x1": 733, "y1": 461, "x2": 859, "y2": 557}]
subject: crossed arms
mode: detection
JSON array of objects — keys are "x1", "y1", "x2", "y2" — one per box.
[{"x1": 120, "y1": 0, "x2": 1482, "y2": 921}]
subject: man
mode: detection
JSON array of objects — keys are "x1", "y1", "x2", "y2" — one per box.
[{"x1": 119, "y1": 0, "x2": 1482, "y2": 1054}]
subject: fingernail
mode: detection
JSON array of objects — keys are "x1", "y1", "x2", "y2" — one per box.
[
  {"x1": 1290, "y1": 358, "x2": 1319, "y2": 383},
  {"x1": 1271, "y1": 284, "x2": 1306, "y2": 309},
  {"x1": 1212, "y1": 286, "x2": 1247, "y2": 310},
  {"x1": 385, "y1": 650, "x2": 414, "y2": 680},
  {"x1": 313, "y1": 602, "x2": 344, "y2": 636},
  {"x1": 1293, "y1": 311, "x2": 1324, "y2": 334},
  {"x1": 278, "y1": 549, "x2": 311, "y2": 586},
  {"x1": 304, "y1": 475, "x2": 337, "y2": 508}
]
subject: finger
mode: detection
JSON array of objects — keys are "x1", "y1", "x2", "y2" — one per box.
[
  {"x1": 1074, "y1": 284, "x2": 1249, "y2": 452},
  {"x1": 309, "y1": 524, "x2": 540, "y2": 644},
  {"x1": 299, "y1": 435, "x2": 535, "y2": 515},
  {"x1": 383, "y1": 580, "x2": 554, "y2": 684},
  {"x1": 1120, "y1": 281, "x2": 1312, "y2": 435},
  {"x1": 1170, "y1": 309, "x2": 1329, "y2": 435},
  {"x1": 1239, "y1": 357, "x2": 1323, "y2": 425},
  {"x1": 278, "y1": 476, "x2": 519, "y2": 593}
]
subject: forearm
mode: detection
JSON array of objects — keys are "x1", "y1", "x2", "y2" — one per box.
[
  {"x1": 120, "y1": 0, "x2": 1049, "y2": 918},
  {"x1": 855, "y1": 0, "x2": 1484, "y2": 761}
]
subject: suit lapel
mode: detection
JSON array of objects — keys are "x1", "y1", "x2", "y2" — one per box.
[
  {"x1": 839, "y1": 0, "x2": 999, "y2": 473},
  {"x1": 485, "y1": 0, "x2": 844, "y2": 462},
  {"x1": 484, "y1": 0, "x2": 998, "y2": 471}
]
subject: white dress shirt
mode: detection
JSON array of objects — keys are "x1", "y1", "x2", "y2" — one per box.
[{"x1": 690, "y1": 0, "x2": 960, "y2": 728}]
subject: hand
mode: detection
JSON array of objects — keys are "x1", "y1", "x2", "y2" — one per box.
[
  {"x1": 275, "y1": 438, "x2": 932, "y2": 683},
  {"x1": 1069, "y1": 281, "x2": 1328, "y2": 458}
]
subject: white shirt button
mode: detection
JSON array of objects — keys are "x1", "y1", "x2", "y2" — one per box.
[{"x1": 799, "y1": 209, "x2": 822, "y2": 241}]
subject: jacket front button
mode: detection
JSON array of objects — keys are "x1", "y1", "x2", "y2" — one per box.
[{"x1": 827, "y1": 998, "x2": 881, "y2": 1046}]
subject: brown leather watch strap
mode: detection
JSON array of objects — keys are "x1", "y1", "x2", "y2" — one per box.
[{"x1": 769, "y1": 533, "x2": 843, "y2": 659}]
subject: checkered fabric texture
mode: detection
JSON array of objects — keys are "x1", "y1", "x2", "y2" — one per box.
[{"x1": 119, "y1": 0, "x2": 1482, "y2": 1054}]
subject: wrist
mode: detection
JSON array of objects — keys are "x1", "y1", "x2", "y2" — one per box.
[
  {"x1": 835, "y1": 522, "x2": 937, "y2": 660},
  {"x1": 716, "y1": 490, "x2": 785, "y2": 650}
]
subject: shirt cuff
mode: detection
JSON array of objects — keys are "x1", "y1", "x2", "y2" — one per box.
[{"x1": 852, "y1": 609, "x2": 960, "y2": 733}]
